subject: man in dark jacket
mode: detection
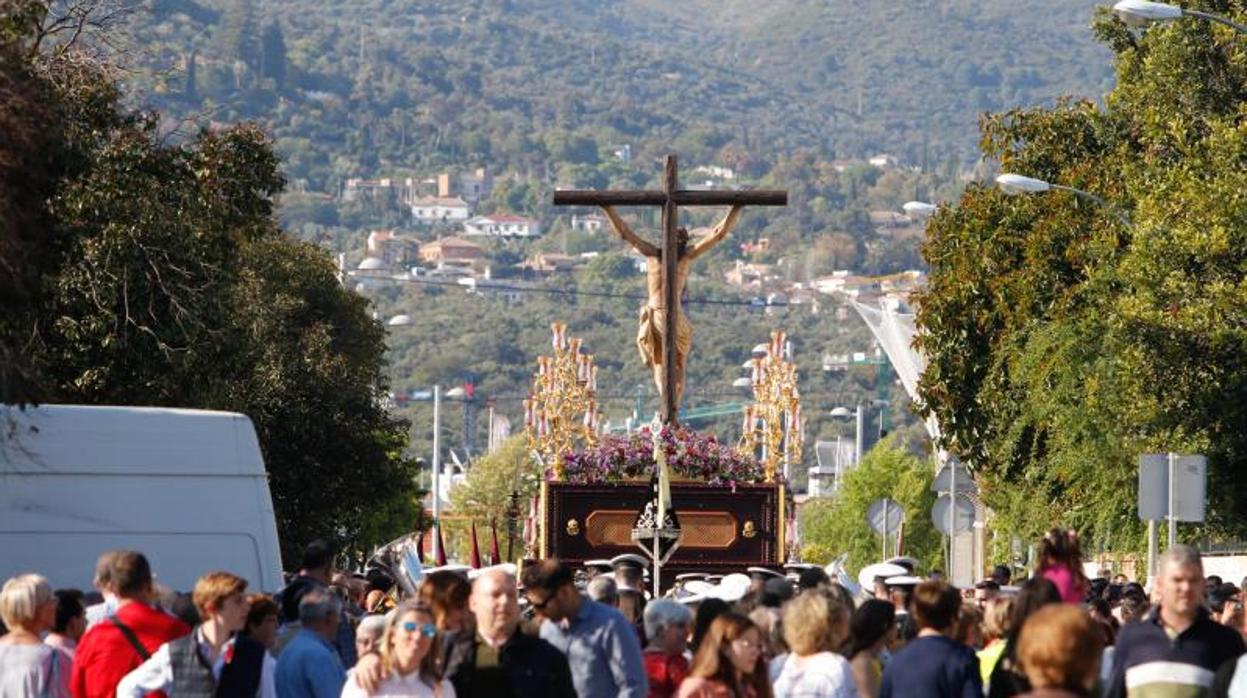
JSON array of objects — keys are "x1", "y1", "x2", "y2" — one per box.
[
  {"x1": 350, "y1": 566, "x2": 574, "y2": 697},
  {"x1": 879, "y1": 580, "x2": 982, "y2": 698},
  {"x1": 1107, "y1": 545, "x2": 1245, "y2": 698},
  {"x1": 444, "y1": 567, "x2": 576, "y2": 698}
]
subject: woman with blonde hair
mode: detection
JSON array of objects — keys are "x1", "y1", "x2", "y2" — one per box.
[
  {"x1": 1015, "y1": 604, "x2": 1102, "y2": 697},
  {"x1": 677, "y1": 612, "x2": 772, "y2": 698},
  {"x1": 978, "y1": 596, "x2": 1014, "y2": 687},
  {"x1": 342, "y1": 601, "x2": 454, "y2": 698},
  {"x1": 771, "y1": 589, "x2": 856, "y2": 697},
  {"x1": 0, "y1": 574, "x2": 71, "y2": 697}
]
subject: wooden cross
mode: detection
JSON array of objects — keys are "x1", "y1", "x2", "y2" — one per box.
[{"x1": 553, "y1": 155, "x2": 787, "y2": 425}]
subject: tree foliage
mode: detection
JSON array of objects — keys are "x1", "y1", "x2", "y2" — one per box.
[
  {"x1": 1, "y1": 0, "x2": 419, "y2": 565},
  {"x1": 799, "y1": 439, "x2": 941, "y2": 574},
  {"x1": 913, "y1": 3, "x2": 1247, "y2": 550}
]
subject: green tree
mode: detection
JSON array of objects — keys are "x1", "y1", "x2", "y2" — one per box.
[
  {"x1": 449, "y1": 435, "x2": 542, "y2": 520},
  {"x1": 216, "y1": 0, "x2": 260, "y2": 77},
  {"x1": 2, "y1": 4, "x2": 419, "y2": 564},
  {"x1": 799, "y1": 439, "x2": 941, "y2": 574},
  {"x1": 259, "y1": 22, "x2": 286, "y2": 90},
  {"x1": 913, "y1": 3, "x2": 1247, "y2": 548}
]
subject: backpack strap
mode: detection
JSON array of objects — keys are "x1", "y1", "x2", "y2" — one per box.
[{"x1": 109, "y1": 614, "x2": 152, "y2": 661}]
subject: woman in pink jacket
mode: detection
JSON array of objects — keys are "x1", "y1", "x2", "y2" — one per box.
[{"x1": 1037, "y1": 529, "x2": 1089, "y2": 605}]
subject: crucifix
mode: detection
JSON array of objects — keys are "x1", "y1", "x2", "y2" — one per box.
[{"x1": 553, "y1": 155, "x2": 787, "y2": 425}]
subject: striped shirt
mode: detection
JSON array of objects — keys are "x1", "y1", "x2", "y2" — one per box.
[{"x1": 1105, "y1": 607, "x2": 1244, "y2": 698}]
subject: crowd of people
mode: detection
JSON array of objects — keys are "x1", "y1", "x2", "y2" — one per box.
[{"x1": 4, "y1": 529, "x2": 1247, "y2": 697}]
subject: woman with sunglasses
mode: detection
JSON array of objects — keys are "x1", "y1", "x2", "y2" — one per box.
[
  {"x1": 342, "y1": 601, "x2": 455, "y2": 698},
  {"x1": 677, "y1": 612, "x2": 773, "y2": 698}
]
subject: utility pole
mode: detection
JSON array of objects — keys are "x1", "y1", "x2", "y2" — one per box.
[{"x1": 431, "y1": 385, "x2": 441, "y2": 562}]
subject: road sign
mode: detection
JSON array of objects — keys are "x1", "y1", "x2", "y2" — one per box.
[
  {"x1": 931, "y1": 493, "x2": 975, "y2": 535},
  {"x1": 1138, "y1": 453, "x2": 1206, "y2": 522},
  {"x1": 867, "y1": 498, "x2": 905, "y2": 535},
  {"x1": 931, "y1": 462, "x2": 976, "y2": 493}
]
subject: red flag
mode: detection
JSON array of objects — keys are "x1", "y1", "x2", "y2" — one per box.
[
  {"x1": 490, "y1": 519, "x2": 502, "y2": 565},
  {"x1": 415, "y1": 529, "x2": 426, "y2": 564},
  {"x1": 469, "y1": 522, "x2": 482, "y2": 569},
  {"x1": 435, "y1": 523, "x2": 448, "y2": 566}
]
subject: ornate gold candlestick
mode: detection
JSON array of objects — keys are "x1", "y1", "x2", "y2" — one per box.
[
  {"x1": 524, "y1": 322, "x2": 603, "y2": 481},
  {"x1": 738, "y1": 330, "x2": 804, "y2": 482}
]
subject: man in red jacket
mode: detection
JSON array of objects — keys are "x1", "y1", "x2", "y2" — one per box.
[{"x1": 71, "y1": 550, "x2": 190, "y2": 698}]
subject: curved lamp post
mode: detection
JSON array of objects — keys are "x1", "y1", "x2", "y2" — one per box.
[
  {"x1": 1112, "y1": 0, "x2": 1247, "y2": 34},
  {"x1": 995, "y1": 173, "x2": 1132, "y2": 227}
]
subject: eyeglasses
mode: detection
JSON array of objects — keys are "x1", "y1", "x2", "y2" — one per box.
[
  {"x1": 732, "y1": 639, "x2": 761, "y2": 651},
  {"x1": 527, "y1": 594, "x2": 554, "y2": 612},
  {"x1": 400, "y1": 621, "x2": 438, "y2": 638}
]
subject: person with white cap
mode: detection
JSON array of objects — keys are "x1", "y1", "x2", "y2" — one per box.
[
  {"x1": 612, "y1": 555, "x2": 650, "y2": 595},
  {"x1": 584, "y1": 560, "x2": 614, "y2": 578},
  {"x1": 886, "y1": 575, "x2": 922, "y2": 645}
]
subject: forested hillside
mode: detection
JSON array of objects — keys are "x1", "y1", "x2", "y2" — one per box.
[{"x1": 105, "y1": 0, "x2": 1115, "y2": 472}]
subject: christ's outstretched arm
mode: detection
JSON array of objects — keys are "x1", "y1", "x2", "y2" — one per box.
[
  {"x1": 686, "y1": 205, "x2": 744, "y2": 260},
  {"x1": 601, "y1": 206, "x2": 660, "y2": 257}
]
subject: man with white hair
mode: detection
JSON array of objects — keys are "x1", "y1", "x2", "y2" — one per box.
[
  {"x1": 1106, "y1": 545, "x2": 1244, "y2": 698},
  {"x1": 587, "y1": 575, "x2": 619, "y2": 606}
]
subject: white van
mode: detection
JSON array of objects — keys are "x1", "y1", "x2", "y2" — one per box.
[{"x1": 0, "y1": 405, "x2": 284, "y2": 592}]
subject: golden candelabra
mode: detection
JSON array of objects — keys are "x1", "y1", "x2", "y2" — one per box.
[
  {"x1": 738, "y1": 330, "x2": 804, "y2": 482},
  {"x1": 524, "y1": 322, "x2": 603, "y2": 480}
]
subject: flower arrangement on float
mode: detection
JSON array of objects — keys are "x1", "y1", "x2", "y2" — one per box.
[{"x1": 557, "y1": 425, "x2": 768, "y2": 487}]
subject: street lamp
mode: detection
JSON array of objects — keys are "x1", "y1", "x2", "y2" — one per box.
[
  {"x1": 1112, "y1": 0, "x2": 1247, "y2": 33},
  {"x1": 995, "y1": 173, "x2": 1132, "y2": 227}
]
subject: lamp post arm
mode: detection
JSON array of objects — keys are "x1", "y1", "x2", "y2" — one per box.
[
  {"x1": 1183, "y1": 8, "x2": 1247, "y2": 34},
  {"x1": 1049, "y1": 184, "x2": 1133, "y2": 228}
]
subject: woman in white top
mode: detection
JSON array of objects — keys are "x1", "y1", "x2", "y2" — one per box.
[
  {"x1": 0, "y1": 574, "x2": 72, "y2": 698},
  {"x1": 771, "y1": 589, "x2": 856, "y2": 698},
  {"x1": 342, "y1": 601, "x2": 455, "y2": 698}
]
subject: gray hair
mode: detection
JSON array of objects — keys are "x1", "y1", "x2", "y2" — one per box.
[
  {"x1": 587, "y1": 575, "x2": 618, "y2": 605},
  {"x1": 643, "y1": 598, "x2": 692, "y2": 642},
  {"x1": 357, "y1": 613, "x2": 387, "y2": 643},
  {"x1": 1160, "y1": 545, "x2": 1203, "y2": 574},
  {"x1": 298, "y1": 589, "x2": 342, "y2": 624}
]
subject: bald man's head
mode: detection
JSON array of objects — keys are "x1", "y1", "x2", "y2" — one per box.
[{"x1": 470, "y1": 569, "x2": 519, "y2": 642}]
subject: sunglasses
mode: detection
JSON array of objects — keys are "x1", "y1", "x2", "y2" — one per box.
[
  {"x1": 400, "y1": 621, "x2": 438, "y2": 638},
  {"x1": 528, "y1": 594, "x2": 554, "y2": 612}
]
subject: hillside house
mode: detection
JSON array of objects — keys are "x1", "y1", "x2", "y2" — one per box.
[
  {"x1": 411, "y1": 196, "x2": 471, "y2": 224},
  {"x1": 366, "y1": 230, "x2": 420, "y2": 267},
  {"x1": 464, "y1": 214, "x2": 541, "y2": 238},
  {"x1": 571, "y1": 213, "x2": 607, "y2": 233},
  {"x1": 725, "y1": 261, "x2": 777, "y2": 288},
  {"x1": 868, "y1": 211, "x2": 912, "y2": 229},
  {"x1": 419, "y1": 237, "x2": 487, "y2": 265},
  {"x1": 438, "y1": 168, "x2": 494, "y2": 203},
  {"x1": 521, "y1": 252, "x2": 584, "y2": 274},
  {"x1": 811, "y1": 271, "x2": 882, "y2": 299},
  {"x1": 344, "y1": 177, "x2": 414, "y2": 204}
]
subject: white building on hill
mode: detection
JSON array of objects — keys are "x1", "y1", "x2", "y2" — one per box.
[{"x1": 463, "y1": 214, "x2": 541, "y2": 238}]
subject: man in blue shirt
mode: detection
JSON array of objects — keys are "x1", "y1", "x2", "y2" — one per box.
[
  {"x1": 522, "y1": 559, "x2": 648, "y2": 698},
  {"x1": 275, "y1": 590, "x2": 346, "y2": 698},
  {"x1": 880, "y1": 580, "x2": 981, "y2": 698}
]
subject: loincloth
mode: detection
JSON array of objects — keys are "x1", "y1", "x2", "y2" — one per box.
[{"x1": 637, "y1": 305, "x2": 692, "y2": 368}]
